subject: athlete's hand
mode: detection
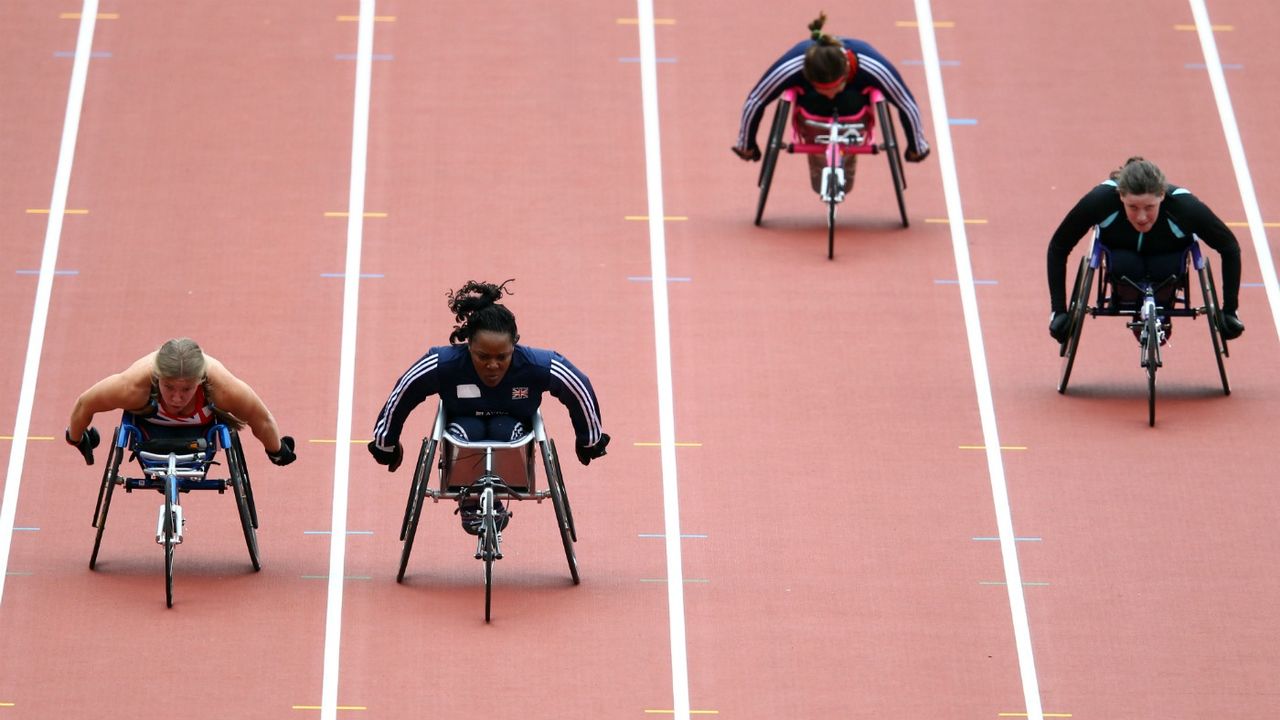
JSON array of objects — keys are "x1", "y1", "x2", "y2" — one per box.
[
  {"x1": 66, "y1": 426, "x2": 100, "y2": 466},
  {"x1": 267, "y1": 436, "x2": 297, "y2": 466},
  {"x1": 731, "y1": 145, "x2": 761, "y2": 162},
  {"x1": 1049, "y1": 312, "x2": 1071, "y2": 343},
  {"x1": 575, "y1": 434, "x2": 610, "y2": 466},
  {"x1": 904, "y1": 147, "x2": 930, "y2": 163},
  {"x1": 368, "y1": 441, "x2": 403, "y2": 472}
]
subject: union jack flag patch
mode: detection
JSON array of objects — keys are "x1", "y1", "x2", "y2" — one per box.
[{"x1": 511, "y1": 387, "x2": 530, "y2": 400}]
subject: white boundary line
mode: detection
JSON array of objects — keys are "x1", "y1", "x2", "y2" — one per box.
[
  {"x1": 320, "y1": 1, "x2": 375, "y2": 718},
  {"x1": 634, "y1": 1, "x2": 691, "y2": 718},
  {"x1": 0, "y1": 0, "x2": 99, "y2": 609},
  {"x1": 912, "y1": 1, "x2": 1044, "y2": 718},
  {"x1": 1188, "y1": 0, "x2": 1280, "y2": 340}
]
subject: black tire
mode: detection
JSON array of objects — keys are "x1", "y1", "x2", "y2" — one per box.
[
  {"x1": 164, "y1": 480, "x2": 176, "y2": 608},
  {"x1": 754, "y1": 98, "x2": 790, "y2": 226},
  {"x1": 543, "y1": 440, "x2": 579, "y2": 585},
  {"x1": 827, "y1": 192, "x2": 837, "y2": 260},
  {"x1": 228, "y1": 439, "x2": 260, "y2": 571},
  {"x1": 1200, "y1": 259, "x2": 1231, "y2": 394},
  {"x1": 1145, "y1": 317, "x2": 1160, "y2": 427},
  {"x1": 1058, "y1": 257, "x2": 1094, "y2": 393},
  {"x1": 231, "y1": 432, "x2": 258, "y2": 528},
  {"x1": 483, "y1": 550, "x2": 493, "y2": 624},
  {"x1": 877, "y1": 99, "x2": 909, "y2": 227},
  {"x1": 548, "y1": 440, "x2": 576, "y2": 542},
  {"x1": 90, "y1": 430, "x2": 124, "y2": 570},
  {"x1": 397, "y1": 438, "x2": 436, "y2": 582}
]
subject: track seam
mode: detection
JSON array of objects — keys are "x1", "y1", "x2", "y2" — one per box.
[
  {"x1": 0, "y1": 0, "x2": 99, "y2": 609},
  {"x1": 910, "y1": 1, "x2": 1044, "y2": 718},
  {"x1": 633, "y1": 1, "x2": 692, "y2": 718}
]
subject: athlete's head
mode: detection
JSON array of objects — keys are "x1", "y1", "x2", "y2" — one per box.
[
  {"x1": 1111, "y1": 157, "x2": 1167, "y2": 233},
  {"x1": 153, "y1": 337, "x2": 205, "y2": 414},
  {"x1": 803, "y1": 12, "x2": 854, "y2": 99},
  {"x1": 448, "y1": 280, "x2": 520, "y2": 387}
]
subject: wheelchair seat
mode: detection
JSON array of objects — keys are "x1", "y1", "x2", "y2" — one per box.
[{"x1": 440, "y1": 430, "x2": 537, "y2": 498}]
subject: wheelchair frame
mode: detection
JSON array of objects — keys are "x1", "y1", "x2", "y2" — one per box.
[
  {"x1": 754, "y1": 87, "x2": 909, "y2": 259},
  {"x1": 397, "y1": 405, "x2": 578, "y2": 622},
  {"x1": 90, "y1": 414, "x2": 260, "y2": 607},
  {"x1": 1057, "y1": 228, "x2": 1230, "y2": 425}
]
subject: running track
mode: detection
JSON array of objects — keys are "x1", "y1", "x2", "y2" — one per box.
[{"x1": 1, "y1": 1, "x2": 1278, "y2": 718}]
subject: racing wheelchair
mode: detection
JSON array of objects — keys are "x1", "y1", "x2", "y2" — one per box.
[
  {"x1": 89, "y1": 414, "x2": 259, "y2": 607},
  {"x1": 397, "y1": 405, "x2": 578, "y2": 623},
  {"x1": 1057, "y1": 228, "x2": 1231, "y2": 426},
  {"x1": 754, "y1": 87, "x2": 909, "y2": 259}
]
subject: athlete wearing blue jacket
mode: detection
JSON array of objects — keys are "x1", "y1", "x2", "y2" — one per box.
[
  {"x1": 733, "y1": 13, "x2": 930, "y2": 163},
  {"x1": 368, "y1": 280, "x2": 609, "y2": 473}
]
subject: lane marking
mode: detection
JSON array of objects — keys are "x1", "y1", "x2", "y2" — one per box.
[
  {"x1": 0, "y1": 0, "x2": 99, "y2": 612},
  {"x1": 897, "y1": 19, "x2": 954, "y2": 27},
  {"x1": 634, "y1": 441, "x2": 701, "y2": 447},
  {"x1": 1188, "y1": 0, "x2": 1280, "y2": 344},
  {"x1": 59, "y1": 12, "x2": 116, "y2": 19},
  {"x1": 618, "y1": 17, "x2": 675, "y2": 24},
  {"x1": 319, "y1": 2, "x2": 376, "y2": 719},
  {"x1": 1175, "y1": 23, "x2": 1231, "y2": 30},
  {"x1": 634, "y1": 2, "x2": 692, "y2": 717},
  {"x1": 914, "y1": 2, "x2": 1043, "y2": 718},
  {"x1": 25, "y1": 208, "x2": 88, "y2": 214},
  {"x1": 960, "y1": 445, "x2": 1027, "y2": 451},
  {"x1": 324, "y1": 211, "x2": 386, "y2": 218},
  {"x1": 626, "y1": 215, "x2": 687, "y2": 221},
  {"x1": 926, "y1": 217, "x2": 986, "y2": 224}
]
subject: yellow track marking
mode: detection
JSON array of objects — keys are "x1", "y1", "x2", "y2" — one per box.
[
  {"x1": 617, "y1": 18, "x2": 676, "y2": 25},
  {"x1": 633, "y1": 441, "x2": 702, "y2": 447},
  {"x1": 925, "y1": 217, "x2": 986, "y2": 224},
  {"x1": 896, "y1": 20, "x2": 954, "y2": 28},
  {"x1": 960, "y1": 445, "x2": 1027, "y2": 451},
  {"x1": 324, "y1": 211, "x2": 387, "y2": 218},
  {"x1": 1227, "y1": 221, "x2": 1279, "y2": 227},
  {"x1": 60, "y1": 12, "x2": 119, "y2": 19},
  {"x1": 292, "y1": 705, "x2": 367, "y2": 711},
  {"x1": 1174, "y1": 23, "x2": 1231, "y2": 30},
  {"x1": 0, "y1": 436, "x2": 54, "y2": 441},
  {"x1": 625, "y1": 215, "x2": 687, "y2": 221},
  {"x1": 26, "y1": 208, "x2": 88, "y2": 214}
]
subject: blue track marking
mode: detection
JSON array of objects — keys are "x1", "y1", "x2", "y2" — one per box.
[
  {"x1": 936, "y1": 278, "x2": 997, "y2": 285},
  {"x1": 902, "y1": 59, "x2": 960, "y2": 66},
  {"x1": 54, "y1": 50, "x2": 111, "y2": 58},
  {"x1": 949, "y1": 118, "x2": 978, "y2": 125},
  {"x1": 1185, "y1": 62, "x2": 1242, "y2": 70},
  {"x1": 16, "y1": 270, "x2": 78, "y2": 276},
  {"x1": 619, "y1": 57, "x2": 676, "y2": 63}
]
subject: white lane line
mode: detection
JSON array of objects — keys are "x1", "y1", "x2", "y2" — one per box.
[
  {"x1": 0, "y1": 0, "x2": 99, "y2": 609},
  {"x1": 320, "y1": 1, "x2": 375, "y2": 719},
  {"x1": 1189, "y1": 0, "x2": 1280, "y2": 339},
  {"x1": 912, "y1": 1, "x2": 1044, "y2": 719},
  {"x1": 634, "y1": 1, "x2": 691, "y2": 718}
]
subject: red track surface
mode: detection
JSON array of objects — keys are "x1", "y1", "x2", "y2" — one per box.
[{"x1": 1, "y1": 1, "x2": 1278, "y2": 718}]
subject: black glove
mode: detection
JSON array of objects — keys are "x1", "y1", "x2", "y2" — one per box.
[
  {"x1": 1220, "y1": 311, "x2": 1245, "y2": 340},
  {"x1": 267, "y1": 436, "x2": 296, "y2": 466},
  {"x1": 904, "y1": 147, "x2": 931, "y2": 162},
  {"x1": 1049, "y1": 312, "x2": 1071, "y2": 343},
  {"x1": 575, "y1": 434, "x2": 610, "y2": 466},
  {"x1": 731, "y1": 145, "x2": 761, "y2": 162},
  {"x1": 66, "y1": 426, "x2": 100, "y2": 466},
  {"x1": 367, "y1": 441, "x2": 403, "y2": 472}
]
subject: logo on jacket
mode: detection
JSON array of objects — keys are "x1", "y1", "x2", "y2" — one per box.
[{"x1": 511, "y1": 387, "x2": 529, "y2": 400}]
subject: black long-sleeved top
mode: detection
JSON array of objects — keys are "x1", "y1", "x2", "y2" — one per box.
[{"x1": 1047, "y1": 181, "x2": 1241, "y2": 313}]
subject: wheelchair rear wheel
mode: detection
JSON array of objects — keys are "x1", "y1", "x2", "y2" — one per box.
[
  {"x1": 397, "y1": 437, "x2": 437, "y2": 582},
  {"x1": 231, "y1": 432, "x2": 258, "y2": 529},
  {"x1": 90, "y1": 430, "x2": 124, "y2": 570},
  {"x1": 543, "y1": 440, "x2": 579, "y2": 585},
  {"x1": 876, "y1": 98, "x2": 909, "y2": 227},
  {"x1": 754, "y1": 98, "x2": 790, "y2": 226},
  {"x1": 228, "y1": 439, "x2": 260, "y2": 571},
  {"x1": 1199, "y1": 259, "x2": 1231, "y2": 394},
  {"x1": 1058, "y1": 256, "x2": 1094, "y2": 393}
]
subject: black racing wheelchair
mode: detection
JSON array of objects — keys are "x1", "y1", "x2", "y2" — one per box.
[
  {"x1": 1057, "y1": 228, "x2": 1231, "y2": 426},
  {"x1": 397, "y1": 405, "x2": 578, "y2": 623},
  {"x1": 90, "y1": 414, "x2": 259, "y2": 607}
]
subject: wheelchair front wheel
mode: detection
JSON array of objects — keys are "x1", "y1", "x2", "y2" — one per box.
[
  {"x1": 163, "y1": 481, "x2": 177, "y2": 608},
  {"x1": 1143, "y1": 317, "x2": 1160, "y2": 427},
  {"x1": 754, "y1": 98, "x2": 790, "y2": 226},
  {"x1": 1058, "y1": 256, "x2": 1094, "y2": 393},
  {"x1": 90, "y1": 430, "x2": 124, "y2": 570},
  {"x1": 826, "y1": 191, "x2": 837, "y2": 260}
]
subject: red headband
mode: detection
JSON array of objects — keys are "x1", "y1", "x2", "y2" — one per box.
[{"x1": 811, "y1": 49, "x2": 857, "y2": 91}]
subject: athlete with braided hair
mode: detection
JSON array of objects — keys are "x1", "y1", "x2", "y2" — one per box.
[
  {"x1": 733, "y1": 12, "x2": 931, "y2": 193},
  {"x1": 367, "y1": 280, "x2": 608, "y2": 533}
]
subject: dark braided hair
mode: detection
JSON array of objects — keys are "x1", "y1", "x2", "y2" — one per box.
[
  {"x1": 1110, "y1": 156, "x2": 1167, "y2": 197},
  {"x1": 447, "y1": 279, "x2": 520, "y2": 345},
  {"x1": 803, "y1": 12, "x2": 850, "y2": 85}
]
